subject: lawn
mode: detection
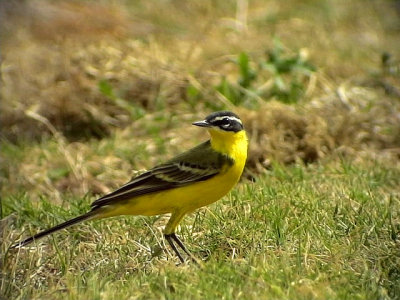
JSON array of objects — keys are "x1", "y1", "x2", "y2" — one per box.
[{"x1": 2, "y1": 159, "x2": 400, "y2": 299}]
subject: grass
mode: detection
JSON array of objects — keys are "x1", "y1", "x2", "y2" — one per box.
[
  {"x1": 1, "y1": 0, "x2": 400, "y2": 299},
  {"x1": 2, "y1": 159, "x2": 400, "y2": 299}
]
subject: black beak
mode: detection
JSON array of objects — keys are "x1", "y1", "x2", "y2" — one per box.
[{"x1": 192, "y1": 120, "x2": 212, "y2": 127}]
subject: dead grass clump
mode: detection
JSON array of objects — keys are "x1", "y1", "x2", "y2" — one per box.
[
  {"x1": 0, "y1": 1, "x2": 187, "y2": 142},
  {"x1": 313, "y1": 84, "x2": 400, "y2": 153},
  {"x1": 240, "y1": 80, "x2": 400, "y2": 173},
  {"x1": 0, "y1": 36, "x2": 190, "y2": 141},
  {"x1": 240, "y1": 101, "x2": 333, "y2": 173}
]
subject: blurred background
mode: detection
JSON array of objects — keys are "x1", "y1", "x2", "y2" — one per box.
[
  {"x1": 1, "y1": 0, "x2": 399, "y2": 198},
  {"x1": 1, "y1": 2, "x2": 400, "y2": 298}
]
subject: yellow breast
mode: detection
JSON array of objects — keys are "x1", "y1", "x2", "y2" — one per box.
[{"x1": 157, "y1": 129, "x2": 248, "y2": 213}]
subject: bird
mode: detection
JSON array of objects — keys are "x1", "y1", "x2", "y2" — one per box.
[{"x1": 11, "y1": 111, "x2": 248, "y2": 263}]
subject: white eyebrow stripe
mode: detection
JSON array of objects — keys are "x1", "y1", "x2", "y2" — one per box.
[{"x1": 212, "y1": 116, "x2": 242, "y2": 125}]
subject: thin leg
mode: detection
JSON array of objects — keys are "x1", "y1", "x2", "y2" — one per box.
[
  {"x1": 164, "y1": 211, "x2": 200, "y2": 265},
  {"x1": 165, "y1": 233, "x2": 199, "y2": 265},
  {"x1": 171, "y1": 234, "x2": 193, "y2": 258},
  {"x1": 165, "y1": 233, "x2": 185, "y2": 263}
]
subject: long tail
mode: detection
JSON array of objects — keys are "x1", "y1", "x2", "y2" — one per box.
[{"x1": 11, "y1": 211, "x2": 96, "y2": 249}]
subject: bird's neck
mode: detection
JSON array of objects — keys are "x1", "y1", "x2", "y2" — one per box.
[{"x1": 208, "y1": 129, "x2": 248, "y2": 156}]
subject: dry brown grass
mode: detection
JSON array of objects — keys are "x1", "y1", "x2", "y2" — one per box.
[
  {"x1": 240, "y1": 82, "x2": 400, "y2": 173},
  {"x1": 1, "y1": 0, "x2": 399, "y2": 177}
]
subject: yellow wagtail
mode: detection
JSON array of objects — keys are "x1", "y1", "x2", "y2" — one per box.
[{"x1": 11, "y1": 111, "x2": 248, "y2": 263}]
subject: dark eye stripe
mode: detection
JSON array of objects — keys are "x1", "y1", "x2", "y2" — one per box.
[
  {"x1": 213, "y1": 120, "x2": 229, "y2": 126},
  {"x1": 210, "y1": 120, "x2": 243, "y2": 132}
]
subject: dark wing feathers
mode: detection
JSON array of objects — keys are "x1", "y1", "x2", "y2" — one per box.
[{"x1": 91, "y1": 141, "x2": 233, "y2": 209}]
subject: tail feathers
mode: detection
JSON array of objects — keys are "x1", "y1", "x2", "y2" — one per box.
[{"x1": 11, "y1": 211, "x2": 96, "y2": 249}]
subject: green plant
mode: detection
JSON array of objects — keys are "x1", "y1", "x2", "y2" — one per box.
[
  {"x1": 262, "y1": 39, "x2": 316, "y2": 103},
  {"x1": 98, "y1": 80, "x2": 146, "y2": 120},
  {"x1": 215, "y1": 41, "x2": 316, "y2": 107},
  {"x1": 215, "y1": 52, "x2": 258, "y2": 108}
]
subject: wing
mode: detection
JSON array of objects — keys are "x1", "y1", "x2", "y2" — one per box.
[{"x1": 91, "y1": 141, "x2": 234, "y2": 209}]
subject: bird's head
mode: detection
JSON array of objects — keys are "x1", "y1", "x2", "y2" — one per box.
[{"x1": 192, "y1": 111, "x2": 244, "y2": 134}]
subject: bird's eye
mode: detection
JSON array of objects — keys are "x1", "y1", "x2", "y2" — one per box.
[
  {"x1": 221, "y1": 118, "x2": 231, "y2": 127},
  {"x1": 222, "y1": 117, "x2": 230, "y2": 124}
]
